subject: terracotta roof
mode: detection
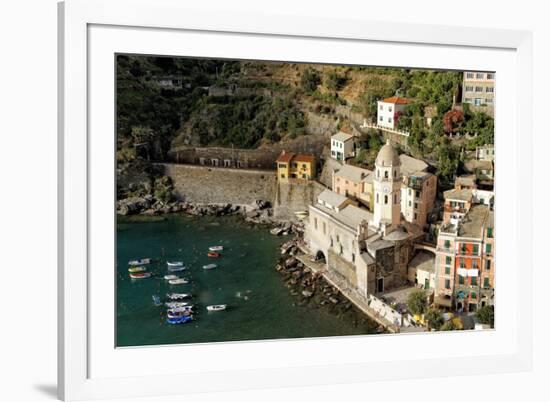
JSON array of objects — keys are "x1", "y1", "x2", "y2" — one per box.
[
  {"x1": 293, "y1": 154, "x2": 316, "y2": 164},
  {"x1": 382, "y1": 96, "x2": 409, "y2": 105},
  {"x1": 276, "y1": 152, "x2": 295, "y2": 163}
]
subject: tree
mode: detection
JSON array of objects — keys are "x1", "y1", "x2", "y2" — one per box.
[
  {"x1": 325, "y1": 70, "x2": 346, "y2": 91},
  {"x1": 425, "y1": 308, "x2": 445, "y2": 330},
  {"x1": 407, "y1": 289, "x2": 428, "y2": 316},
  {"x1": 300, "y1": 67, "x2": 321, "y2": 94},
  {"x1": 441, "y1": 320, "x2": 457, "y2": 331},
  {"x1": 443, "y1": 109, "x2": 464, "y2": 134},
  {"x1": 475, "y1": 305, "x2": 495, "y2": 327}
]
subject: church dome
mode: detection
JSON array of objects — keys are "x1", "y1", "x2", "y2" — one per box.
[{"x1": 375, "y1": 140, "x2": 400, "y2": 167}]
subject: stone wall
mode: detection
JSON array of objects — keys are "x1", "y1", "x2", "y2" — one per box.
[
  {"x1": 168, "y1": 135, "x2": 327, "y2": 170},
  {"x1": 161, "y1": 163, "x2": 277, "y2": 206},
  {"x1": 273, "y1": 180, "x2": 325, "y2": 221}
]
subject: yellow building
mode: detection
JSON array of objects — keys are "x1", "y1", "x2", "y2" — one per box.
[{"x1": 276, "y1": 151, "x2": 316, "y2": 181}]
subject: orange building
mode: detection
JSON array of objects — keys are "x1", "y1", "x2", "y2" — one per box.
[{"x1": 276, "y1": 151, "x2": 316, "y2": 181}]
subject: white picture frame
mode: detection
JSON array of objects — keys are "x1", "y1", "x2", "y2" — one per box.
[{"x1": 58, "y1": 0, "x2": 533, "y2": 400}]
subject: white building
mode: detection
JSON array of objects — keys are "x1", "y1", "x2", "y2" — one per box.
[
  {"x1": 330, "y1": 131, "x2": 356, "y2": 161},
  {"x1": 377, "y1": 96, "x2": 409, "y2": 130},
  {"x1": 371, "y1": 140, "x2": 402, "y2": 235},
  {"x1": 399, "y1": 154, "x2": 437, "y2": 227}
]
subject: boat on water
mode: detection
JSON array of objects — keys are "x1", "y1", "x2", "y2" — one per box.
[
  {"x1": 208, "y1": 246, "x2": 224, "y2": 252},
  {"x1": 128, "y1": 258, "x2": 151, "y2": 266},
  {"x1": 167, "y1": 261, "x2": 184, "y2": 267},
  {"x1": 165, "y1": 301, "x2": 190, "y2": 308},
  {"x1": 168, "y1": 278, "x2": 189, "y2": 285},
  {"x1": 207, "y1": 252, "x2": 221, "y2": 258},
  {"x1": 166, "y1": 293, "x2": 192, "y2": 300},
  {"x1": 166, "y1": 315, "x2": 193, "y2": 325},
  {"x1": 202, "y1": 264, "x2": 218, "y2": 270},
  {"x1": 128, "y1": 266, "x2": 147, "y2": 273},
  {"x1": 164, "y1": 274, "x2": 179, "y2": 280},
  {"x1": 129, "y1": 272, "x2": 151, "y2": 279},
  {"x1": 167, "y1": 265, "x2": 187, "y2": 272},
  {"x1": 270, "y1": 227, "x2": 284, "y2": 236},
  {"x1": 206, "y1": 304, "x2": 227, "y2": 312},
  {"x1": 167, "y1": 305, "x2": 193, "y2": 313},
  {"x1": 167, "y1": 309, "x2": 193, "y2": 319}
]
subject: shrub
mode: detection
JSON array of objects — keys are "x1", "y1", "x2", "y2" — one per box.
[
  {"x1": 425, "y1": 308, "x2": 445, "y2": 330},
  {"x1": 476, "y1": 305, "x2": 495, "y2": 327},
  {"x1": 407, "y1": 289, "x2": 427, "y2": 316}
]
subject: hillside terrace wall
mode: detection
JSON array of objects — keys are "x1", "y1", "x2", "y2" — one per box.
[{"x1": 167, "y1": 136, "x2": 327, "y2": 170}]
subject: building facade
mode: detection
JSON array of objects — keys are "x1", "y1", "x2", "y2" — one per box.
[
  {"x1": 399, "y1": 154, "x2": 437, "y2": 227},
  {"x1": 332, "y1": 164, "x2": 374, "y2": 208},
  {"x1": 330, "y1": 131, "x2": 356, "y2": 161},
  {"x1": 276, "y1": 151, "x2": 316, "y2": 181},
  {"x1": 377, "y1": 96, "x2": 408, "y2": 130},
  {"x1": 434, "y1": 187, "x2": 495, "y2": 312},
  {"x1": 462, "y1": 71, "x2": 495, "y2": 116}
]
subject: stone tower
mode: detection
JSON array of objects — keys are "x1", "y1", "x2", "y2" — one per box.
[{"x1": 372, "y1": 140, "x2": 401, "y2": 235}]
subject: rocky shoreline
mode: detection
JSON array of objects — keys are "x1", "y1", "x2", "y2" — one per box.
[{"x1": 275, "y1": 238, "x2": 383, "y2": 333}]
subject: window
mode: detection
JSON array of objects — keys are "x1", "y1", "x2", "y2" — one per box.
[
  {"x1": 393, "y1": 170, "x2": 396, "y2": 178},
  {"x1": 322, "y1": 222, "x2": 326, "y2": 235},
  {"x1": 465, "y1": 85, "x2": 474, "y2": 92},
  {"x1": 486, "y1": 243, "x2": 492, "y2": 254},
  {"x1": 466, "y1": 72, "x2": 474, "y2": 79},
  {"x1": 415, "y1": 190, "x2": 420, "y2": 197},
  {"x1": 461, "y1": 244, "x2": 467, "y2": 255},
  {"x1": 483, "y1": 278, "x2": 490, "y2": 289},
  {"x1": 445, "y1": 279, "x2": 451, "y2": 289},
  {"x1": 281, "y1": 174, "x2": 285, "y2": 179},
  {"x1": 314, "y1": 218, "x2": 318, "y2": 230},
  {"x1": 487, "y1": 227, "x2": 493, "y2": 238},
  {"x1": 471, "y1": 292, "x2": 477, "y2": 299},
  {"x1": 376, "y1": 193, "x2": 379, "y2": 203},
  {"x1": 460, "y1": 259, "x2": 466, "y2": 269},
  {"x1": 352, "y1": 253, "x2": 355, "y2": 263},
  {"x1": 446, "y1": 256, "x2": 452, "y2": 265},
  {"x1": 486, "y1": 87, "x2": 494, "y2": 93},
  {"x1": 475, "y1": 86, "x2": 483, "y2": 92},
  {"x1": 302, "y1": 164, "x2": 307, "y2": 169},
  {"x1": 379, "y1": 105, "x2": 383, "y2": 111},
  {"x1": 486, "y1": 98, "x2": 493, "y2": 103},
  {"x1": 278, "y1": 163, "x2": 286, "y2": 168},
  {"x1": 408, "y1": 200, "x2": 411, "y2": 207},
  {"x1": 379, "y1": 116, "x2": 383, "y2": 122},
  {"x1": 445, "y1": 266, "x2": 451, "y2": 275},
  {"x1": 384, "y1": 195, "x2": 388, "y2": 204},
  {"x1": 459, "y1": 275, "x2": 464, "y2": 285},
  {"x1": 384, "y1": 171, "x2": 388, "y2": 178},
  {"x1": 394, "y1": 194, "x2": 397, "y2": 204},
  {"x1": 414, "y1": 202, "x2": 418, "y2": 209},
  {"x1": 476, "y1": 73, "x2": 484, "y2": 79},
  {"x1": 472, "y1": 260, "x2": 478, "y2": 269},
  {"x1": 473, "y1": 244, "x2": 479, "y2": 254},
  {"x1": 408, "y1": 188, "x2": 412, "y2": 195},
  {"x1": 486, "y1": 73, "x2": 494, "y2": 79},
  {"x1": 388, "y1": 117, "x2": 392, "y2": 123},
  {"x1": 485, "y1": 260, "x2": 491, "y2": 270},
  {"x1": 414, "y1": 213, "x2": 417, "y2": 220},
  {"x1": 464, "y1": 97, "x2": 472, "y2": 103},
  {"x1": 471, "y1": 277, "x2": 477, "y2": 286},
  {"x1": 444, "y1": 240, "x2": 451, "y2": 249}
]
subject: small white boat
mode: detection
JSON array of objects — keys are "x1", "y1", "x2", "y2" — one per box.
[
  {"x1": 128, "y1": 258, "x2": 151, "y2": 266},
  {"x1": 202, "y1": 264, "x2": 218, "y2": 270},
  {"x1": 167, "y1": 305, "x2": 193, "y2": 313},
  {"x1": 206, "y1": 304, "x2": 227, "y2": 312},
  {"x1": 167, "y1": 265, "x2": 187, "y2": 272},
  {"x1": 166, "y1": 293, "x2": 192, "y2": 300},
  {"x1": 164, "y1": 274, "x2": 179, "y2": 280},
  {"x1": 167, "y1": 261, "x2": 184, "y2": 267},
  {"x1": 270, "y1": 227, "x2": 284, "y2": 236},
  {"x1": 165, "y1": 301, "x2": 190, "y2": 308},
  {"x1": 168, "y1": 278, "x2": 189, "y2": 285},
  {"x1": 208, "y1": 246, "x2": 224, "y2": 252}
]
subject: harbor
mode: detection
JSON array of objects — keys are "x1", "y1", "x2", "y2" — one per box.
[{"x1": 116, "y1": 214, "x2": 378, "y2": 347}]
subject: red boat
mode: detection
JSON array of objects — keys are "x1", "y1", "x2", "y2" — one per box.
[
  {"x1": 207, "y1": 252, "x2": 221, "y2": 258},
  {"x1": 129, "y1": 272, "x2": 152, "y2": 279}
]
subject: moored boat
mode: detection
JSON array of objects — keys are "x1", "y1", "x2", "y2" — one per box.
[
  {"x1": 128, "y1": 258, "x2": 151, "y2": 266},
  {"x1": 165, "y1": 301, "x2": 190, "y2": 309},
  {"x1": 128, "y1": 266, "x2": 147, "y2": 273},
  {"x1": 208, "y1": 246, "x2": 224, "y2": 252},
  {"x1": 167, "y1": 261, "x2": 184, "y2": 267},
  {"x1": 167, "y1": 265, "x2": 187, "y2": 272},
  {"x1": 168, "y1": 278, "x2": 189, "y2": 285},
  {"x1": 152, "y1": 295, "x2": 162, "y2": 306},
  {"x1": 129, "y1": 272, "x2": 151, "y2": 279},
  {"x1": 164, "y1": 274, "x2": 178, "y2": 280},
  {"x1": 207, "y1": 252, "x2": 221, "y2": 258},
  {"x1": 206, "y1": 304, "x2": 227, "y2": 312},
  {"x1": 202, "y1": 264, "x2": 218, "y2": 270},
  {"x1": 166, "y1": 293, "x2": 192, "y2": 300},
  {"x1": 166, "y1": 315, "x2": 193, "y2": 325},
  {"x1": 167, "y1": 309, "x2": 193, "y2": 319}
]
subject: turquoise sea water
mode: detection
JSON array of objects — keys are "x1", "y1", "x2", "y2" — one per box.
[{"x1": 116, "y1": 214, "x2": 376, "y2": 347}]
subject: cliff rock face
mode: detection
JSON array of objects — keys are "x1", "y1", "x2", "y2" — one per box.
[{"x1": 273, "y1": 181, "x2": 325, "y2": 221}]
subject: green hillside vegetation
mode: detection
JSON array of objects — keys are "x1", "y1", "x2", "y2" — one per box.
[{"x1": 117, "y1": 56, "x2": 493, "y2": 190}]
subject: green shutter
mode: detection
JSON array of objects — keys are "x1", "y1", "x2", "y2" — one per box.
[
  {"x1": 471, "y1": 277, "x2": 477, "y2": 286},
  {"x1": 445, "y1": 266, "x2": 451, "y2": 275},
  {"x1": 446, "y1": 256, "x2": 452, "y2": 265},
  {"x1": 487, "y1": 227, "x2": 493, "y2": 238},
  {"x1": 473, "y1": 244, "x2": 479, "y2": 254},
  {"x1": 459, "y1": 276, "x2": 464, "y2": 285},
  {"x1": 484, "y1": 278, "x2": 490, "y2": 288},
  {"x1": 444, "y1": 240, "x2": 450, "y2": 249},
  {"x1": 486, "y1": 244, "x2": 492, "y2": 253}
]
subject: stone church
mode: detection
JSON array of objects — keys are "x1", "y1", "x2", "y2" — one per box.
[{"x1": 305, "y1": 140, "x2": 425, "y2": 297}]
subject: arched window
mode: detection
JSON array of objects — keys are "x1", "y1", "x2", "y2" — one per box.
[
  {"x1": 384, "y1": 170, "x2": 388, "y2": 179},
  {"x1": 393, "y1": 169, "x2": 396, "y2": 178},
  {"x1": 384, "y1": 195, "x2": 388, "y2": 204}
]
